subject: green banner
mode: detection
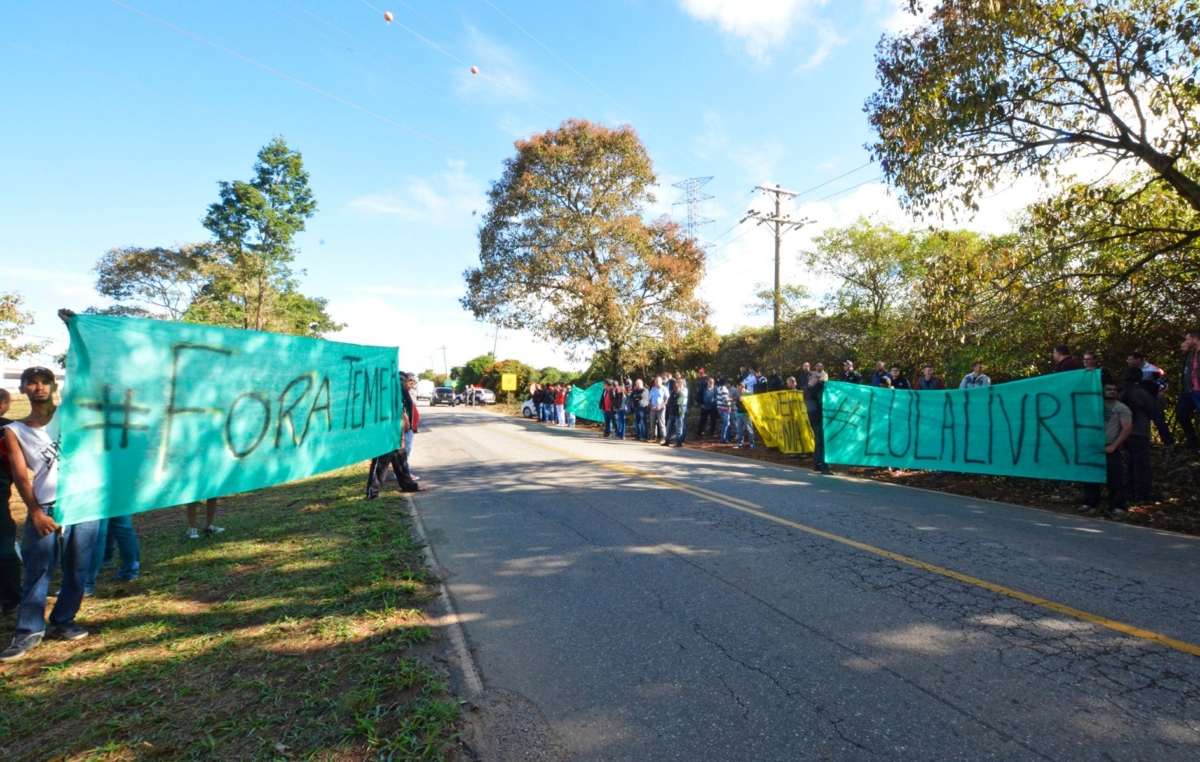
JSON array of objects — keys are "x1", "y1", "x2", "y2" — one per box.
[
  {"x1": 741, "y1": 391, "x2": 816, "y2": 454},
  {"x1": 57, "y1": 315, "x2": 401, "y2": 525},
  {"x1": 821, "y1": 370, "x2": 1106, "y2": 482},
  {"x1": 566, "y1": 383, "x2": 605, "y2": 423}
]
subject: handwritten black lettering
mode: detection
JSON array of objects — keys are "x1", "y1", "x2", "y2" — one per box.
[
  {"x1": 275, "y1": 374, "x2": 314, "y2": 449},
  {"x1": 162, "y1": 343, "x2": 233, "y2": 468},
  {"x1": 224, "y1": 391, "x2": 271, "y2": 459},
  {"x1": 1034, "y1": 393, "x2": 1068, "y2": 464}
]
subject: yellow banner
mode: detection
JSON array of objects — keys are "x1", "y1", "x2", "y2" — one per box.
[{"x1": 741, "y1": 391, "x2": 816, "y2": 454}]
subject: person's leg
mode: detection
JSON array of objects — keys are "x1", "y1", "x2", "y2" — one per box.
[
  {"x1": 102, "y1": 523, "x2": 116, "y2": 565},
  {"x1": 1106, "y1": 451, "x2": 1126, "y2": 514},
  {"x1": 48, "y1": 520, "x2": 98, "y2": 630},
  {"x1": 602, "y1": 411, "x2": 612, "y2": 437},
  {"x1": 85, "y1": 519, "x2": 110, "y2": 593},
  {"x1": 15, "y1": 517, "x2": 61, "y2": 637},
  {"x1": 695, "y1": 409, "x2": 708, "y2": 438},
  {"x1": 706, "y1": 410, "x2": 717, "y2": 437},
  {"x1": 663, "y1": 413, "x2": 675, "y2": 444},
  {"x1": 811, "y1": 418, "x2": 827, "y2": 471},
  {"x1": 1177, "y1": 391, "x2": 1200, "y2": 448},
  {"x1": 108, "y1": 514, "x2": 141, "y2": 581},
  {"x1": 186, "y1": 502, "x2": 198, "y2": 530},
  {"x1": 0, "y1": 503, "x2": 21, "y2": 613},
  {"x1": 404, "y1": 429, "x2": 414, "y2": 456},
  {"x1": 205, "y1": 499, "x2": 222, "y2": 534},
  {"x1": 1125, "y1": 437, "x2": 1152, "y2": 501},
  {"x1": 615, "y1": 411, "x2": 626, "y2": 439},
  {"x1": 557, "y1": 404, "x2": 565, "y2": 425}
]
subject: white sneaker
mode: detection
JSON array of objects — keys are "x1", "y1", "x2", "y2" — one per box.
[
  {"x1": 187, "y1": 527, "x2": 200, "y2": 540},
  {"x1": 205, "y1": 525, "x2": 225, "y2": 536}
]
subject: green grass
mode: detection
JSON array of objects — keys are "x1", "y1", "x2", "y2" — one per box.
[{"x1": 0, "y1": 464, "x2": 461, "y2": 761}]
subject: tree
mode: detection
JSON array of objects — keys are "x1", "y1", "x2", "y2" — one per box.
[
  {"x1": 867, "y1": 0, "x2": 1200, "y2": 274},
  {"x1": 451, "y1": 354, "x2": 495, "y2": 387},
  {"x1": 462, "y1": 119, "x2": 710, "y2": 378},
  {"x1": 203, "y1": 137, "x2": 318, "y2": 331},
  {"x1": 0, "y1": 292, "x2": 48, "y2": 361},
  {"x1": 89, "y1": 244, "x2": 215, "y2": 320}
]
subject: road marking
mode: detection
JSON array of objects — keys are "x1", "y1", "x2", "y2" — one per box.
[{"x1": 487, "y1": 424, "x2": 1200, "y2": 658}]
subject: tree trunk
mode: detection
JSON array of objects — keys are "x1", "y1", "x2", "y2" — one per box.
[{"x1": 609, "y1": 344, "x2": 622, "y2": 381}]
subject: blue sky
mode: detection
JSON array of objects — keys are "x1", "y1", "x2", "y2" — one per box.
[{"x1": 2, "y1": 0, "x2": 1000, "y2": 372}]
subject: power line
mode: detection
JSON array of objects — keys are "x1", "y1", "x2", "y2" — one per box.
[
  {"x1": 791, "y1": 161, "x2": 874, "y2": 199},
  {"x1": 808, "y1": 174, "x2": 885, "y2": 204},
  {"x1": 107, "y1": 0, "x2": 470, "y2": 156}
]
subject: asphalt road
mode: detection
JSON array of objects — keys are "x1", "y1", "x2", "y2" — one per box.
[{"x1": 409, "y1": 405, "x2": 1200, "y2": 761}]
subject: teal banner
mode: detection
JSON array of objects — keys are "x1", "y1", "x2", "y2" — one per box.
[
  {"x1": 57, "y1": 315, "x2": 401, "y2": 525},
  {"x1": 566, "y1": 383, "x2": 605, "y2": 423},
  {"x1": 821, "y1": 370, "x2": 1106, "y2": 482}
]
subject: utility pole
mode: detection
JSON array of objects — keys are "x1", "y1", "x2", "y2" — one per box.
[
  {"x1": 742, "y1": 185, "x2": 813, "y2": 332},
  {"x1": 490, "y1": 324, "x2": 500, "y2": 358},
  {"x1": 437, "y1": 346, "x2": 448, "y2": 378}
]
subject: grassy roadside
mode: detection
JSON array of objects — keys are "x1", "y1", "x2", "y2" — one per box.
[{"x1": 0, "y1": 458, "x2": 461, "y2": 761}]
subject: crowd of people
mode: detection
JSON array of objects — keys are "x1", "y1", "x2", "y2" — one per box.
[{"x1": 527, "y1": 333, "x2": 1200, "y2": 516}]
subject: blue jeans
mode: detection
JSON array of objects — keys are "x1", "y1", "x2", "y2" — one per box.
[
  {"x1": 673, "y1": 407, "x2": 688, "y2": 444},
  {"x1": 603, "y1": 410, "x2": 614, "y2": 436},
  {"x1": 16, "y1": 510, "x2": 99, "y2": 637},
  {"x1": 719, "y1": 409, "x2": 734, "y2": 441},
  {"x1": 86, "y1": 514, "x2": 140, "y2": 592},
  {"x1": 633, "y1": 409, "x2": 647, "y2": 440},
  {"x1": 565, "y1": 411, "x2": 576, "y2": 427},
  {"x1": 614, "y1": 410, "x2": 627, "y2": 439},
  {"x1": 737, "y1": 414, "x2": 756, "y2": 447}
]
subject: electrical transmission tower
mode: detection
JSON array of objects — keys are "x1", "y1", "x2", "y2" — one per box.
[
  {"x1": 742, "y1": 184, "x2": 813, "y2": 332},
  {"x1": 672, "y1": 176, "x2": 714, "y2": 241}
]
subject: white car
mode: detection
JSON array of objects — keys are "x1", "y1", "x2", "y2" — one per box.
[{"x1": 521, "y1": 398, "x2": 536, "y2": 418}]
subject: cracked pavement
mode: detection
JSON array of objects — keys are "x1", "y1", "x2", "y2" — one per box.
[{"x1": 412, "y1": 408, "x2": 1200, "y2": 761}]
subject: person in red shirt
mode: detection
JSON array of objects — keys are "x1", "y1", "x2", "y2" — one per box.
[{"x1": 554, "y1": 384, "x2": 566, "y2": 426}]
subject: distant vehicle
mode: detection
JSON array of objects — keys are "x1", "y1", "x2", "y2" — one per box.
[
  {"x1": 456, "y1": 387, "x2": 496, "y2": 405},
  {"x1": 430, "y1": 387, "x2": 457, "y2": 406},
  {"x1": 415, "y1": 379, "x2": 435, "y2": 402},
  {"x1": 521, "y1": 398, "x2": 536, "y2": 418}
]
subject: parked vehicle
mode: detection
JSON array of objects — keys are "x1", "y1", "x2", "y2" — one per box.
[
  {"x1": 430, "y1": 387, "x2": 457, "y2": 406},
  {"x1": 521, "y1": 398, "x2": 536, "y2": 418},
  {"x1": 415, "y1": 379, "x2": 435, "y2": 402},
  {"x1": 455, "y1": 387, "x2": 496, "y2": 405}
]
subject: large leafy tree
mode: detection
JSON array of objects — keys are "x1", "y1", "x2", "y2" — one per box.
[
  {"x1": 0, "y1": 292, "x2": 48, "y2": 361},
  {"x1": 89, "y1": 244, "x2": 215, "y2": 320},
  {"x1": 462, "y1": 119, "x2": 710, "y2": 377},
  {"x1": 203, "y1": 137, "x2": 318, "y2": 331},
  {"x1": 867, "y1": 0, "x2": 1200, "y2": 275}
]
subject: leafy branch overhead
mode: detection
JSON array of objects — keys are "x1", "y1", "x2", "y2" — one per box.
[
  {"x1": 868, "y1": 0, "x2": 1200, "y2": 227},
  {"x1": 462, "y1": 119, "x2": 713, "y2": 376}
]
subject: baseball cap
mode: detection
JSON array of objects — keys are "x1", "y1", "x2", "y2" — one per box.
[{"x1": 20, "y1": 366, "x2": 55, "y2": 385}]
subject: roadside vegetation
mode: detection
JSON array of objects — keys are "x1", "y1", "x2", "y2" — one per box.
[{"x1": 0, "y1": 452, "x2": 461, "y2": 761}]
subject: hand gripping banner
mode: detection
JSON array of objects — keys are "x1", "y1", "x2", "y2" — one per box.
[
  {"x1": 56, "y1": 315, "x2": 402, "y2": 525},
  {"x1": 740, "y1": 391, "x2": 816, "y2": 454},
  {"x1": 821, "y1": 370, "x2": 1106, "y2": 482}
]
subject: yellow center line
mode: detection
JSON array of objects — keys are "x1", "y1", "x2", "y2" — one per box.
[{"x1": 486, "y1": 424, "x2": 1200, "y2": 658}]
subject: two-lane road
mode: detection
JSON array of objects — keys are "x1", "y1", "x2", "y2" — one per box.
[{"x1": 409, "y1": 406, "x2": 1200, "y2": 761}]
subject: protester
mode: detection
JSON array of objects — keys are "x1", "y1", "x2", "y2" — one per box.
[
  {"x1": 879, "y1": 376, "x2": 893, "y2": 389},
  {"x1": 1126, "y1": 353, "x2": 1173, "y2": 444},
  {"x1": 785, "y1": 376, "x2": 798, "y2": 391},
  {"x1": 186, "y1": 498, "x2": 224, "y2": 540},
  {"x1": 555, "y1": 383, "x2": 567, "y2": 426},
  {"x1": 1179, "y1": 330, "x2": 1200, "y2": 453},
  {"x1": 959, "y1": 362, "x2": 990, "y2": 389},
  {"x1": 696, "y1": 377, "x2": 719, "y2": 438},
  {"x1": 631, "y1": 379, "x2": 649, "y2": 441},
  {"x1": 764, "y1": 368, "x2": 784, "y2": 392},
  {"x1": 841, "y1": 361, "x2": 862, "y2": 384},
  {"x1": 367, "y1": 408, "x2": 421, "y2": 498},
  {"x1": 1053, "y1": 344, "x2": 1084, "y2": 372},
  {"x1": 672, "y1": 372, "x2": 691, "y2": 444},
  {"x1": 805, "y1": 369, "x2": 833, "y2": 475},
  {"x1": 1119, "y1": 368, "x2": 1157, "y2": 503},
  {"x1": 0, "y1": 388, "x2": 19, "y2": 617},
  {"x1": 870, "y1": 362, "x2": 892, "y2": 387},
  {"x1": 915, "y1": 366, "x2": 945, "y2": 391},
  {"x1": 813, "y1": 362, "x2": 829, "y2": 383},
  {"x1": 600, "y1": 380, "x2": 615, "y2": 437},
  {"x1": 1082, "y1": 350, "x2": 1115, "y2": 386},
  {"x1": 649, "y1": 376, "x2": 668, "y2": 443},
  {"x1": 716, "y1": 379, "x2": 734, "y2": 443},
  {"x1": 1080, "y1": 381, "x2": 1131, "y2": 516},
  {"x1": 742, "y1": 367, "x2": 758, "y2": 394},
  {"x1": 734, "y1": 382, "x2": 755, "y2": 450},
  {"x1": 84, "y1": 514, "x2": 140, "y2": 594},
  {"x1": 890, "y1": 366, "x2": 911, "y2": 390},
  {"x1": 403, "y1": 373, "x2": 419, "y2": 459},
  {"x1": 563, "y1": 384, "x2": 576, "y2": 428},
  {"x1": 612, "y1": 380, "x2": 628, "y2": 440},
  {"x1": 1, "y1": 365, "x2": 101, "y2": 662},
  {"x1": 753, "y1": 368, "x2": 766, "y2": 392}
]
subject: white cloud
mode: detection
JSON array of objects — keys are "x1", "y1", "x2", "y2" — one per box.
[
  {"x1": 347, "y1": 160, "x2": 485, "y2": 227},
  {"x1": 796, "y1": 24, "x2": 845, "y2": 71},
  {"x1": 678, "y1": 0, "x2": 827, "y2": 60}
]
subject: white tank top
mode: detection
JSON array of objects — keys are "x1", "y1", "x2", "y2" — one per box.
[{"x1": 7, "y1": 416, "x2": 60, "y2": 506}]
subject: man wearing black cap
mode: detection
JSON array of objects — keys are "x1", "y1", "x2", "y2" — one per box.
[{"x1": 1, "y1": 366, "x2": 101, "y2": 661}]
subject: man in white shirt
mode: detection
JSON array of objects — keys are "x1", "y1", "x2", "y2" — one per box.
[{"x1": 1, "y1": 364, "x2": 101, "y2": 662}]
